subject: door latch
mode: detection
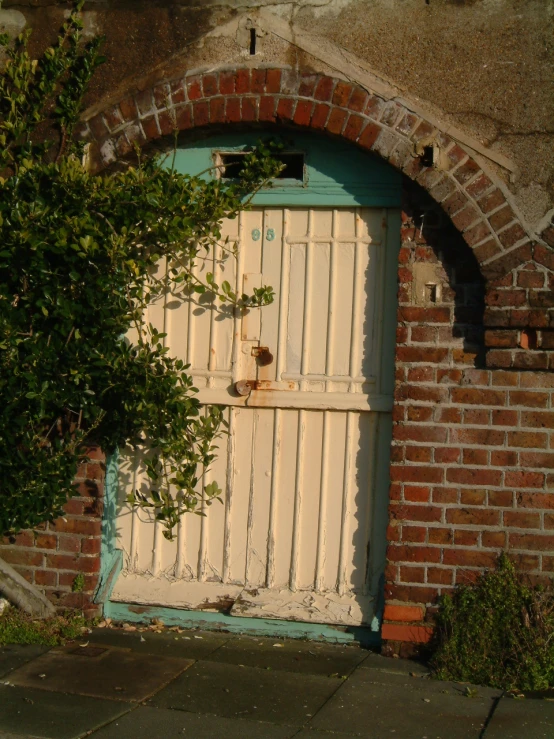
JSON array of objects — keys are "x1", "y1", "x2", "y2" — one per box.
[
  {"x1": 251, "y1": 346, "x2": 274, "y2": 366},
  {"x1": 234, "y1": 380, "x2": 252, "y2": 396}
]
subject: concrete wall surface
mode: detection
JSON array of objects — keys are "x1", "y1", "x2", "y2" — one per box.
[{"x1": 0, "y1": 0, "x2": 552, "y2": 231}]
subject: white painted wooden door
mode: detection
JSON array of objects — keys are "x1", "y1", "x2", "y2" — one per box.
[{"x1": 112, "y1": 207, "x2": 398, "y2": 626}]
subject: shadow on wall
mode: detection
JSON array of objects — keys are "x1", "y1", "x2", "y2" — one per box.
[
  {"x1": 401, "y1": 178, "x2": 486, "y2": 368},
  {"x1": 348, "y1": 177, "x2": 487, "y2": 632}
]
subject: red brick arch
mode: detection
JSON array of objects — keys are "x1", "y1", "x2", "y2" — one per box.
[{"x1": 81, "y1": 66, "x2": 554, "y2": 369}]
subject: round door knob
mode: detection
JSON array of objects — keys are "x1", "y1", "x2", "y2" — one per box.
[{"x1": 234, "y1": 380, "x2": 252, "y2": 396}]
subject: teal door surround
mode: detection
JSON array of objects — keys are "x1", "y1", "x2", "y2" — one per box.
[
  {"x1": 98, "y1": 129, "x2": 402, "y2": 646},
  {"x1": 171, "y1": 130, "x2": 401, "y2": 208}
]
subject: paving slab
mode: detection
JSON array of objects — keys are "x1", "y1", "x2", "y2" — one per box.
[
  {"x1": 7, "y1": 643, "x2": 193, "y2": 702},
  {"x1": 359, "y1": 651, "x2": 430, "y2": 676},
  {"x1": 311, "y1": 668, "x2": 499, "y2": 738},
  {"x1": 0, "y1": 684, "x2": 129, "y2": 739},
  {"x1": 150, "y1": 659, "x2": 342, "y2": 724},
  {"x1": 347, "y1": 662, "x2": 501, "y2": 699},
  {"x1": 485, "y1": 696, "x2": 554, "y2": 738},
  {"x1": 88, "y1": 627, "x2": 230, "y2": 659},
  {"x1": 0, "y1": 644, "x2": 50, "y2": 678},
  {"x1": 294, "y1": 731, "x2": 367, "y2": 738},
  {"x1": 89, "y1": 706, "x2": 299, "y2": 738},
  {"x1": 203, "y1": 635, "x2": 367, "y2": 676}
]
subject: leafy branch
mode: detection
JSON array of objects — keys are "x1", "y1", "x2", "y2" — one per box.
[{"x1": 0, "y1": 5, "x2": 282, "y2": 540}]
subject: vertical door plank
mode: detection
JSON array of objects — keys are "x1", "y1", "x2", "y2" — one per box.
[
  {"x1": 227, "y1": 407, "x2": 254, "y2": 585},
  {"x1": 245, "y1": 407, "x2": 274, "y2": 587},
  {"x1": 295, "y1": 410, "x2": 324, "y2": 591},
  {"x1": 321, "y1": 411, "x2": 348, "y2": 592},
  {"x1": 258, "y1": 209, "x2": 283, "y2": 383},
  {"x1": 272, "y1": 408, "x2": 298, "y2": 588}
]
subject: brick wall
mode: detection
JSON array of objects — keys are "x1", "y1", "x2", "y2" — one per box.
[
  {"x1": 0, "y1": 447, "x2": 105, "y2": 618},
  {"x1": 2, "y1": 66, "x2": 553, "y2": 642},
  {"x1": 382, "y1": 182, "x2": 554, "y2": 654}
]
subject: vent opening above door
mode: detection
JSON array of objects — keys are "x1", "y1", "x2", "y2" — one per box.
[
  {"x1": 218, "y1": 151, "x2": 305, "y2": 182},
  {"x1": 175, "y1": 131, "x2": 401, "y2": 206}
]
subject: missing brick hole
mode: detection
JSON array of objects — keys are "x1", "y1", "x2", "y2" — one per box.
[
  {"x1": 520, "y1": 329, "x2": 538, "y2": 350},
  {"x1": 249, "y1": 28, "x2": 256, "y2": 55}
]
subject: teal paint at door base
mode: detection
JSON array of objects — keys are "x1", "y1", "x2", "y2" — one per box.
[
  {"x1": 95, "y1": 451, "x2": 122, "y2": 604},
  {"x1": 104, "y1": 601, "x2": 381, "y2": 647}
]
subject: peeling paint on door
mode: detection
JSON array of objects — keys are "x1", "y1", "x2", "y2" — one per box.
[{"x1": 112, "y1": 204, "x2": 398, "y2": 627}]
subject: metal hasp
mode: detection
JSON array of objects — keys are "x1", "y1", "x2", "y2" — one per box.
[{"x1": 252, "y1": 346, "x2": 274, "y2": 366}]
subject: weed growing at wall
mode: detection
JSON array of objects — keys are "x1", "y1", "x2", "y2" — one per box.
[
  {"x1": 0, "y1": 5, "x2": 280, "y2": 540},
  {"x1": 0, "y1": 608, "x2": 89, "y2": 646},
  {"x1": 431, "y1": 554, "x2": 554, "y2": 691}
]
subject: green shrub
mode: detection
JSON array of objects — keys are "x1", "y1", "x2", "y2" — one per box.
[
  {"x1": 430, "y1": 554, "x2": 554, "y2": 691},
  {"x1": 0, "y1": 5, "x2": 281, "y2": 540}
]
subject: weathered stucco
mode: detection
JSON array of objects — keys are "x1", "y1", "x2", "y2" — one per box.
[
  {"x1": 295, "y1": 0, "x2": 554, "y2": 230},
  {"x1": 1, "y1": 0, "x2": 551, "y2": 230}
]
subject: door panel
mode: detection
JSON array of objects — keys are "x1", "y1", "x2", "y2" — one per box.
[{"x1": 112, "y1": 207, "x2": 398, "y2": 626}]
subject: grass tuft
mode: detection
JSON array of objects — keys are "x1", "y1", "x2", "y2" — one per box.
[{"x1": 0, "y1": 607, "x2": 91, "y2": 646}]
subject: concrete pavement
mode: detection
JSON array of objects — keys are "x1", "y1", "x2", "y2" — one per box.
[{"x1": 0, "y1": 627, "x2": 553, "y2": 738}]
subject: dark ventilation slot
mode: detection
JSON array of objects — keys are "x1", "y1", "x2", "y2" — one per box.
[
  {"x1": 220, "y1": 152, "x2": 305, "y2": 181},
  {"x1": 249, "y1": 28, "x2": 256, "y2": 55},
  {"x1": 274, "y1": 153, "x2": 304, "y2": 179},
  {"x1": 421, "y1": 145, "x2": 435, "y2": 167}
]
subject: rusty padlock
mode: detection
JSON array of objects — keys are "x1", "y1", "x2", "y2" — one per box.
[{"x1": 251, "y1": 346, "x2": 274, "y2": 366}]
